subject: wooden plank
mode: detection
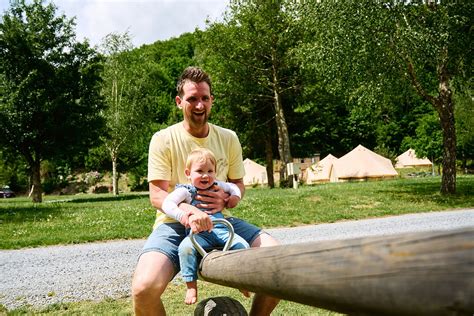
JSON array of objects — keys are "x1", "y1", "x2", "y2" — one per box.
[{"x1": 198, "y1": 228, "x2": 474, "y2": 315}]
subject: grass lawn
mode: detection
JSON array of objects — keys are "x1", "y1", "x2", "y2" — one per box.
[
  {"x1": 5, "y1": 281, "x2": 341, "y2": 315},
  {"x1": 1, "y1": 175, "x2": 473, "y2": 315},
  {"x1": 1, "y1": 175, "x2": 473, "y2": 250}
]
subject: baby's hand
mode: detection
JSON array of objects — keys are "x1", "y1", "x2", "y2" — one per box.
[
  {"x1": 225, "y1": 195, "x2": 241, "y2": 209},
  {"x1": 179, "y1": 212, "x2": 190, "y2": 227}
]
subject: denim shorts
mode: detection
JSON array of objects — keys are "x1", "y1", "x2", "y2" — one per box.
[{"x1": 140, "y1": 217, "x2": 263, "y2": 273}]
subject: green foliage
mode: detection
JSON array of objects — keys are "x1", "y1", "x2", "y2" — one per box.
[
  {"x1": 292, "y1": 87, "x2": 351, "y2": 157},
  {"x1": 198, "y1": 0, "x2": 302, "y2": 175},
  {"x1": 402, "y1": 111, "x2": 443, "y2": 165},
  {"x1": 141, "y1": 32, "x2": 197, "y2": 126},
  {"x1": 455, "y1": 91, "x2": 474, "y2": 167},
  {"x1": 0, "y1": 148, "x2": 29, "y2": 192},
  {"x1": 0, "y1": 0, "x2": 105, "y2": 158},
  {"x1": 295, "y1": 1, "x2": 473, "y2": 193},
  {"x1": 82, "y1": 31, "x2": 199, "y2": 194},
  {"x1": 96, "y1": 31, "x2": 151, "y2": 194},
  {"x1": 40, "y1": 160, "x2": 71, "y2": 194},
  {"x1": 0, "y1": 1, "x2": 472, "y2": 198},
  {"x1": 0, "y1": 0, "x2": 105, "y2": 201}
]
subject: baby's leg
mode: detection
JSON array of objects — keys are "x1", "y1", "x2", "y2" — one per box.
[
  {"x1": 179, "y1": 237, "x2": 200, "y2": 304},
  {"x1": 179, "y1": 234, "x2": 213, "y2": 305}
]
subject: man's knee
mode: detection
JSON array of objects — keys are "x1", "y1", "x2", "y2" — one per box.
[
  {"x1": 132, "y1": 274, "x2": 165, "y2": 304},
  {"x1": 132, "y1": 252, "x2": 174, "y2": 301},
  {"x1": 251, "y1": 232, "x2": 279, "y2": 248}
]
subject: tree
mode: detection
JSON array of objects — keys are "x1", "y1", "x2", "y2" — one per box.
[
  {"x1": 297, "y1": 1, "x2": 473, "y2": 194},
  {"x1": 199, "y1": 0, "x2": 302, "y2": 185},
  {"x1": 0, "y1": 0, "x2": 104, "y2": 202},
  {"x1": 98, "y1": 31, "x2": 153, "y2": 195}
]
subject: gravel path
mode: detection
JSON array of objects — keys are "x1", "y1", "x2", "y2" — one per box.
[{"x1": 1, "y1": 209, "x2": 473, "y2": 310}]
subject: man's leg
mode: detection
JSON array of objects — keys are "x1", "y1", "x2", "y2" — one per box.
[
  {"x1": 249, "y1": 232, "x2": 280, "y2": 316},
  {"x1": 132, "y1": 251, "x2": 175, "y2": 316}
]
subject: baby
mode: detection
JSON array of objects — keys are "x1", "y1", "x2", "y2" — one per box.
[{"x1": 162, "y1": 147, "x2": 249, "y2": 304}]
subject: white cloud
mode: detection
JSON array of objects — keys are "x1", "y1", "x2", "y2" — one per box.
[{"x1": 1, "y1": 0, "x2": 230, "y2": 47}]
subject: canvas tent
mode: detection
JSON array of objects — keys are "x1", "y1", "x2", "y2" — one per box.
[
  {"x1": 395, "y1": 149, "x2": 432, "y2": 168},
  {"x1": 330, "y1": 145, "x2": 398, "y2": 182},
  {"x1": 305, "y1": 154, "x2": 338, "y2": 184},
  {"x1": 243, "y1": 158, "x2": 267, "y2": 186}
]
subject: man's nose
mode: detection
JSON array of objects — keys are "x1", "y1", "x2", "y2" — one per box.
[{"x1": 195, "y1": 101, "x2": 204, "y2": 110}]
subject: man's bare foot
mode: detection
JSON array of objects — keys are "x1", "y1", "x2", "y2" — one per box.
[{"x1": 185, "y1": 281, "x2": 198, "y2": 305}]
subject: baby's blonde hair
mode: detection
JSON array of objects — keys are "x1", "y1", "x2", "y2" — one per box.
[{"x1": 186, "y1": 148, "x2": 217, "y2": 170}]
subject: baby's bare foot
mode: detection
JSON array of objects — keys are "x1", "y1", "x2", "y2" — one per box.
[{"x1": 185, "y1": 287, "x2": 197, "y2": 305}]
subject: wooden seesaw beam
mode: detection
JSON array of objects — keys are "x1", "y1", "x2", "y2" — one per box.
[{"x1": 198, "y1": 227, "x2": 474, "y2": 315}]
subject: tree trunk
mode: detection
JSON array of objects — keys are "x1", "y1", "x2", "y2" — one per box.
[
  {"x1": 264, "y1": 128, "x2": 275, "y2": 188},
  {"x1": 406, "y1": 55, "x2": 456, "y2": 194},
  {"x1": 271, "y1": 51, "x2": 292, "y2": 185},
  {"x1": 112, "y1": 152, "x2": 119, "y2": 196},
  {"x1": 436, "y1": 95, "x2": 456, "y2": 194},
  {"x1": 435, "y1": 64, "x2": 456, "y2": 194},
  {"x1": 31, "y1": 159, "x2": 42, "y2": 203}
]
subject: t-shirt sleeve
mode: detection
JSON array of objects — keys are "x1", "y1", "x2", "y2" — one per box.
[
  {"x1": 227, "y1": 131, "x2": 245, "y2": 180},
  {"x1": 147, "y1": 131, "x2": 172, "y2": 182}
]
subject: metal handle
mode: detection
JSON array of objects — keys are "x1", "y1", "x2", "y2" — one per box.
[{"x1": 190, "y1": 218, "x2": 235, "y2": 257}]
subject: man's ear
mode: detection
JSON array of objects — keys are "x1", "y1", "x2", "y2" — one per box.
[{"x1": 176, "y1": 96, "x2": 182, "y2": 109}]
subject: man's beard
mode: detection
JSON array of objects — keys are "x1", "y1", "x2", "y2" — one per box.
[{"x1": 189, "y1": 112, "x2": 208, "y2": 126}]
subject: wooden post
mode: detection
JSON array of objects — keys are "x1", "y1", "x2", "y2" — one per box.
[{"x1": 199, "y1": 228, "x2": 474, "y2": 315}]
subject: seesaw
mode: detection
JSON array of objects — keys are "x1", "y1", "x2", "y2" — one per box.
[{"x1": 190, "y1": 219, "x2": 473, "y2": 315}]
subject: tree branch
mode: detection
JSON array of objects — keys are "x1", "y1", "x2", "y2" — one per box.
[{"x1": 406, "y1": 60, "x2": 437, "y2": 107}]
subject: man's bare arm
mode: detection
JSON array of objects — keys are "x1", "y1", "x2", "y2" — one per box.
[{"x1": 149, "y1": 180, "x2": 170, "y2": 210}]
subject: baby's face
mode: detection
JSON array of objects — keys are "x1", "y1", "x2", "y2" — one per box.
[{"x1": 188, "y1": 159, "x2": 216, "y2": 189}]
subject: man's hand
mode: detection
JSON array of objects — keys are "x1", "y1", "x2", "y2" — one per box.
[
  {"x1": 226, "y1": 195, "x2": 241, "y2": 209},
  {"x1": 180, "y1": 203, "x2": 213, "y2": 233},
  {"x1": 195, "y1": 184, "x2": 228, "y2": 214}
]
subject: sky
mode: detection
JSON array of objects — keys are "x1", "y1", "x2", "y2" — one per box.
[{"x1": 0, "y1": 0, "x2": 230, "y2": 47}]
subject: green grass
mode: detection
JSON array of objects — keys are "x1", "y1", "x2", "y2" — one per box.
[
  {"x1": 235, "y1": 175, "x2": 474, "y2": 227},
  {"x1": 0, "y1": 192, "x2": 155, "y2": 249},
  {"x1": 1, "y1": 176, "x2": 473, "y2": 250},
  {"x1": 4, "y1": 281, "x2": 340, "y2": 315}
]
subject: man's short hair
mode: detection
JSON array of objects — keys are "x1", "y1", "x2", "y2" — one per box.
[{"x1": 176, "y1": 66, "x2": 212, "y2": 97}]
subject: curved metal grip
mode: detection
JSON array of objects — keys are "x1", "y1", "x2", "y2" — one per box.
[{"x1": 190, "y1": 218, "x2": 235, "y2": 257}]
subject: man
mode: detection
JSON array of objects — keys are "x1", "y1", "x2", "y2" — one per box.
[{"x1": 132, "y1": 66, "x2": 280, "y2": 315}]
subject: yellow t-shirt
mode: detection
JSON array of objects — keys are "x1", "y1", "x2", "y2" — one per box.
[{"x1": 148, "y1": 122, "x2": 245, "y2": 227}]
